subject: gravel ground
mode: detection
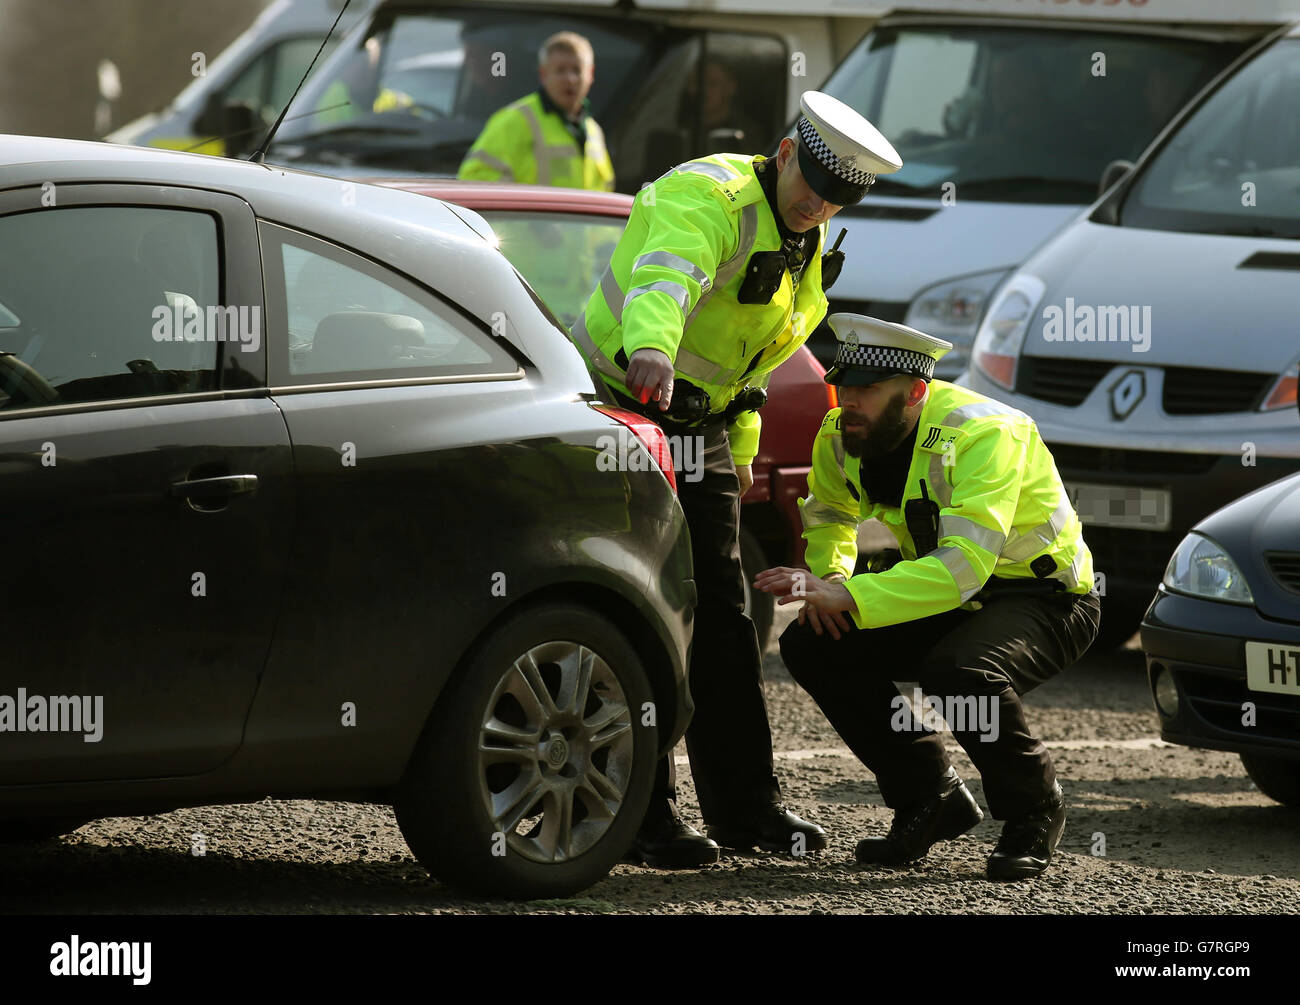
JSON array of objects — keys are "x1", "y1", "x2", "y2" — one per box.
[{"x1": 4, "y1": 602, "x2": 1297, "y2": 916}]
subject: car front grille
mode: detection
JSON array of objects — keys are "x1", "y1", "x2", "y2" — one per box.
[
  {"x1": 1017, "y1": 357, "x2": 1114, "y2": 406},
  {"x1": 1080, "y1": 526, "x2": 1182, "y2": 589},
  {"x1": 1266, "y1": 552, "x2": 1300, "y2": 595},
  {"x1": 1163, "y1": 366, "x2": 1272, "y2": 414},
  {"x1": 1016, "y1": 358, "x2": 1274, "y2": 414},
  {"x1": 1047, "y1": 442, "x2": 1220, "y2": 477},
  {"x1": 1176, "y1": 668, "x2": 1300, "y2": 744}
]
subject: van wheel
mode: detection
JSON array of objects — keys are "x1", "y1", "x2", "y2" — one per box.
[
  {"x1": 394, "y1": 603, "x2": 656, "y2": 899},
  {"x1": 1090, "y1": 599, "x2": 1144, "y2": 652},
  {"x1": 1240, "y1": 752, "x2": 1300, "y2": 808},
  {"x1": 740, "y1": 526, "x2": 774, "y2": 651}
]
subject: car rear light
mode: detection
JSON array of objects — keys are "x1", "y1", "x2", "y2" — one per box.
[
  {"x1": 592, "y1": 404, "x2": 677, "y2": 493},
  {"x1": 826, "y1": 383, "x2": 838, "y2": 410}
]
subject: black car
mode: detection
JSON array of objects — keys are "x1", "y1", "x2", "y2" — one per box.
[
  {"x1": 1141, "y1": 471, "x2": 1300, "y2": 809},
  {"x1": 0, "y1": 134, "x2": 693, "y2": 898}
]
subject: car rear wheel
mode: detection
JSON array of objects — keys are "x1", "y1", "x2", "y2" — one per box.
[
  {"x1": 740, "y1": 526, "x2": 774, "y2": 652},
  {"x1": 394, "y1": 603, "x2": 656, "y2": 899},
  {"x1": 1240, "y1": 752, "x2": 1300, "y2": 808}
]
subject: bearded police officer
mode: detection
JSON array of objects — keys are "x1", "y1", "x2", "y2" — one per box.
[
  {"x1": 570, "y1": 93, "x2": 902, "y2": 867},
  {"x1": 459, "y1": 31, "x2": 615, "y2": 191},
  {"x1": 756, "y1": 316, "x2": 1101, "y2": 880}
]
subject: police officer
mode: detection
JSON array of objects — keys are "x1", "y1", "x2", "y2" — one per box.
[
  {"x1": 571, "y1": 93, "x2": 903, "y2": 867},
  {"x1": 458, "y1": 31, "x2": 615, "y2": 191},
  {"x1": 756, "y1": 316, "x2": 1101, "y2": 880}
]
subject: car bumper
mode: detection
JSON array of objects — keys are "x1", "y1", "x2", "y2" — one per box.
[{"x1": 1141, "y1": 588, "x2": 1300, "y2": 757}]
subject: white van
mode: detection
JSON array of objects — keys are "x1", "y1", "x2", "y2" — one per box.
[
  {"x1": 807, "y1": 1, "x2": 1293, "y2": 375},
  {"x1": 265, "y1": 0, "x2": 876, "y2": 188}
]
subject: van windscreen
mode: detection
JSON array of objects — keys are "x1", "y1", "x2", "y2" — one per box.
[{"x1": 822, "y1": 24, "x2": 1243, "y2": 205}]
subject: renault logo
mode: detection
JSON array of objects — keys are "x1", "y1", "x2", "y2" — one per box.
[{"x1": 1109, "y1": 370, "x2": 1146, "y2": 420}]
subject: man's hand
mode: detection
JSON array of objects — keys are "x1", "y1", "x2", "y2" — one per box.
[
  {"x1": 753, "y1": 566, "x2": 857, "y2": 640},
  {"x1": 624, "y1": 348, "x2": 674, "y2": 411},
  {"x1": 736, "y1": 464, "x2": 753, "y2": 496}
]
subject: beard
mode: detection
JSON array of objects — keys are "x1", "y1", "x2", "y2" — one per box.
[{"x1": 841, "y1": 390, "x2": 912, "y2": 459}]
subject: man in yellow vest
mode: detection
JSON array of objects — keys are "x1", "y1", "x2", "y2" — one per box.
[
  {"x1": 458, "y1": 31, "x2": 614, "y2": 191},
  {"x1": 756, "y1": 316, "x2": 1101, "y2": 880},
  {"x1": 571, "y1": 92, "x2": 903, "y2": 867}
]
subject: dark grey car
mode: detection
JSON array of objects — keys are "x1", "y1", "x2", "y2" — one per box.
[{"x1": 0, "y1": 135, "x2": 693, "y2": 899}]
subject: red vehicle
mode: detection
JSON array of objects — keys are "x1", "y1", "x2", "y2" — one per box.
[{"x1": 375, "y1": 180, "x2": 835, "y2": 646}]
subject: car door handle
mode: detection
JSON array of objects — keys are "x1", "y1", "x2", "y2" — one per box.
[{"x1": 170, "y1": 474, "x2": 259, "y2": 501}]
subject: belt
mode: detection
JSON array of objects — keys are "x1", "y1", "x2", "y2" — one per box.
[
  {"x1": 609, "y1": 387, "x2": 729, "y2": 431},
  {"x1": 975, "y1": 576, "x2": 1066, "y2": 601}
]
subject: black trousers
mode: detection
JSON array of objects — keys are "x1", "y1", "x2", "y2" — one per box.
[
  {"x1": 778, "y1": 587, "x2": 1101, "y2": 819},
  {"x1": 648, "y1": 416, "x2": 782, "y2": 824}
]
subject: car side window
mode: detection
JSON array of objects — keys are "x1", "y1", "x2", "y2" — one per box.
[
  {"x1": 0, "y1": 206, "x2": 221, "y2": 411},
  {"x1": 261, "y1": 224, "x2": 517, "y2": 383}
]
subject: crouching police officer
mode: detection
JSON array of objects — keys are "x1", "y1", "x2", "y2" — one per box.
[
  {"x1": 756, "y1": 316, "x2": 1101, "y2": 881},
  {"x1": 570, "y1": 94, "x2": 903, "y2": 867}
]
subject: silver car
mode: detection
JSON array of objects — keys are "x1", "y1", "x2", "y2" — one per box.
[{"x1": 962, "y1": 23, "x2": 1300, "y2": 651}]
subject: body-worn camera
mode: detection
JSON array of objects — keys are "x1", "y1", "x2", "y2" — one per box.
[
  {"x1": 737, "y1": 251, "x2": 787, "y2": 305},
  {"x1": 664, "y1": 379, "x2": 711, "y2": 424}
]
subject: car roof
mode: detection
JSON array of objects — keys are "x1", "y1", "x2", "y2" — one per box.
[
  {"x1": 371, "y1": 179, "x2": 634, "y2": 217},
  {"x1": 0, "y1": 134, "x2": 490, "y2": 264}
]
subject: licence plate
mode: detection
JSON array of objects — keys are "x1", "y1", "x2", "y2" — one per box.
[
  {"x1": 1065, "y1": 482, "x2": 1171, "y2": 531},
  {"x1": 1245, "y1": 641, "x2": 1300, "y2": 697}
]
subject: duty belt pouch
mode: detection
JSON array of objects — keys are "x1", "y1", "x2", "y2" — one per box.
[
  {"x1": 904, "y1": 479, "x2": 941, "y2": 557},
  {"x1": 737, "y1": 251, "x2": 786, "y2": 304}
]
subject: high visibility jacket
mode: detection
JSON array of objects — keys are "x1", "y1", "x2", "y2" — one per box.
[
  {"x1": 458, "y1": 92, "x2": 615, "y2": 192},
  {"x1": 800, "y1": 382, "x2": 1094, "y2": 630},
  {"x1": 570, "y1": 153, "x2": 828, "y2": 467}
]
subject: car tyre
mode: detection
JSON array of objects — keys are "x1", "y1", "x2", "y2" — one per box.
[
  {"x1": 740, "y1": 526, "x2": 774, "y2": 652},
  {"x1": 394, "y1": 602, "x2": 656, "y2": 899},
  {"x1": 1240, "y1": 752, "x2": 1300, "y2": 808}
]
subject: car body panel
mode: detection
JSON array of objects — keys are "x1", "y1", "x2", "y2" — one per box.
[
  {"x1": 0, "y1": 138, "x2": 692, "y2": 835},
  {"x1": 1141, "y1": 474, "x2": 1300, "y2": 760}
]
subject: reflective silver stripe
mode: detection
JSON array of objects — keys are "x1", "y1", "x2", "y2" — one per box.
[
  {"x1": 685, "y1": 202, "x2": 757, "y2": 329},
  {"x1": 634, "y1": 251, "x2": 712, "y2": 292},
  {"x1": 801, "y1": 493, "x2": 857, "y2": 530},
  {"x1": 517, "y1": 103, "x2": 578, "y2": 185},
  {"x1": 1050, "y1": 548, "x2": 1084, "y2": 591},
  {"x1": 600, "y1": 267, "x2": 625, "y2": 322},
  {"x1": 625, "y1": 280, "x2": 690, "y2": 317},
  {"x1": 941, "y1": 400, "x2": 1030, "y2": 427},
  {"x1": 939, "y1": 516, "x2": 1005, "y2": 555},
  {"x1": 1001, "y1": 495, "x2": 1075, "y2": 562},
  {"x1": 674, "y1": 347, "x2": 729, "y2": 384},
  {"x1": 928, "y1": 452, "x2": 952, "y2": 507},
  {"x1": 569, "y1": 314, "x2": 627, "y2": 384},
  {"x1": 931, "y1": 546, "x2": 984, "y2": 601},
  {"x1": 463, "y1": 151, "x2": 515, "y2": 180},
  {"x1": 673, "y1": 160, "x2": 739, "y2": 183},
  {"x1": 832, "y1": 431, "x2": 846, "y2": 469}
]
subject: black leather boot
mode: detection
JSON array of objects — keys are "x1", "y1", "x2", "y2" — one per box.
[
  {"x1": 625, "y1": 798, "x2": 720, "y2": 869},
  {"x1": 707, "y1": 805, "x2": 828, "y2": 854},
  {"x1": 855, "y1": 768, "x2": 983, "y2": 865},
  {"x1": 987, "y1": 782, "x2": 1066, "y2": 881}
]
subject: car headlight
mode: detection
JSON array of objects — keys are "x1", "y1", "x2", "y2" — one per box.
[
  {"x1": 969, "y1": 273, "x2": 1045, "y2": 390},
  {"x1": 904, "y1": 269, "x2": 1009, "y2": 366},
  {"x1": 1162, "y1": 531, "x2": 1254, "y2": 605},
  {"x1": 1261, "y1": 352, "x2": 1300, "y2": 411}
]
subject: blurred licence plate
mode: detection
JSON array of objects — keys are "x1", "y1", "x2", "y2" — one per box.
[
  {"x1": 1065, "y1": 482, "x2": 1171, "y2": 531},
  {"x1": 1245, "y1": 641, "x2": 1300, "y2": 697}
]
